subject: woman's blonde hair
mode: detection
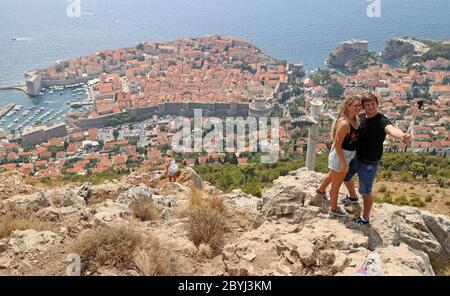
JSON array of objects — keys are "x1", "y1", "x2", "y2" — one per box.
[
  {"x1": 330, "y1": 96, "x2": 361, "y2": 140},
  {"x1": 166, "y1": 150, "x2": 173, "y2": 157}
]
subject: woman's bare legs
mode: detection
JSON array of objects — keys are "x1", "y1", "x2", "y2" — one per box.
[
  {"x1": 329, "y1": 170, "x2": 347, "y2": 210},
  {"x1": 318, "y1": 172, "x2": 331, "y2": 194}
]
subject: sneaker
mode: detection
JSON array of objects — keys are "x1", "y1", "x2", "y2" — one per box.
[
  {"x1": 341, "y1": 195, "x2": 359, "y2": 206},
  {"x1": 330, "y1": 207, "x2": 348, "y2": 217},
  {"x1": 355, "y1": 216, "x2": 370, "y2": 226},
  {"x1": 321, "y1": 197, "x2": 330, "y2": 214},
  {"x1": 316, "y1": 190, "x2": 329, "y2": 213},
  {"x1": 316, "y1": 189, "x2": 328, "y2": 200}
]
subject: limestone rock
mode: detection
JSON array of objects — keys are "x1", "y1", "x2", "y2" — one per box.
[
  {"x1": 116, "y1": 184, "x2": 152, "y2": 207},
  {"x1": 8, "y1": 230, "x2": 58, "y2": 253},
  {"x1": 92, "y1": 200, "x2": 131, "y2": 226},
  {"x1": 77, "y1": 183, "x2": 92, "y2": 201},
  {"x1": 0, "y1": 192, "x2": 51, "y2": 217},
  {"x1": 160, "y1": 182, "x2": 190, "y2": 199},
  {"x1": 44, "y1": 188, "x2": 86, "y2": 208},
  {"x1": 152, "y1": 196, "x2": 179, "y2": 219}
]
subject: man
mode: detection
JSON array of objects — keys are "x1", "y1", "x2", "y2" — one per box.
[{"x1": 342, "y1": 93, "x2": 410, "y2": 225}]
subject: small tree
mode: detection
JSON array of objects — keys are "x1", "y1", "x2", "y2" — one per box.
[
  {"x1": 113, "y1": 129, "x2": 119, "y2": 141},
  {"x1": 327, "y1": 81, "x2": 345, "y2": 99}
]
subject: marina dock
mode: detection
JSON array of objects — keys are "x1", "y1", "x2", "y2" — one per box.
[{"x1": 0, "y1": 103, "x2": 16, "y2": 118}]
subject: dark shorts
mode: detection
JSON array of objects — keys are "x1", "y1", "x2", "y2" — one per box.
[{"x1": 344, "y1": 158, "x2": 380, "y2": 196}]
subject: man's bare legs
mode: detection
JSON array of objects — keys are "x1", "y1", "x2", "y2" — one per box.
[{"x1": 344, "y1": 179, "x2": 357, "y2": 197}]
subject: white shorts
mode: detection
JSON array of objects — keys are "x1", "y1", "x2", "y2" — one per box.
[{"x1": 328, "y1": 148, "x2": 356, "y2": 173}]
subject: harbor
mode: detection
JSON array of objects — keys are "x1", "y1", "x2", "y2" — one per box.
[
  {"x1": 0, "y1": 103, "x2": 16, "y2": 118},
  {"x1": 0, "y1": 83, "x2": 91, "y2": 134}
]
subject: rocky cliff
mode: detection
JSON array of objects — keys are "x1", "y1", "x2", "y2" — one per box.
[
  {"x1": 0, "y1": 168, "x2": 448, "y2": 276},
  {"x1": 381, "y1": 38, "x2": 416, "y2": 60},
  {"x1": 327, "y1": 40, "x2": 377, "y2": 73}
]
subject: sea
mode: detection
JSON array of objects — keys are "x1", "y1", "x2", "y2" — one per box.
[{"x1": 0, "y1": 0, "x2": 449, "y2": 132}]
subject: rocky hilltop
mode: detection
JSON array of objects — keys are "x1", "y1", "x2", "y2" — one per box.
[
  {"x1": 381, "y1": 38, "x2": 430, "y2": 63},
  {"x1": 0, "y1": 168, "x2": 448, "y2": 276},
  {"x1": 327, "y1": 39, "x2": 378, "y2": 73}
]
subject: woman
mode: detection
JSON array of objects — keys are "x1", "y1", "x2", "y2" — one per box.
[
  {"x1": 165, "y1": 150, "x2": 179, "y2": 182},
  {"x1": 316, "y1": 96, "x2": 361, "y2": 217}
]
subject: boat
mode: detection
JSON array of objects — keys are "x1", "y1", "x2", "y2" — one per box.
[
  {"x1": 44, "y1": 101, "x2": 50, "y2": 104},
  {"x1": 10, "y1": 37, "x2": 17, "y2": 41},
  {"x1": 70, "y1": 101, "x2": 83, "y2": 108},
  {"x1": 14, "y1": 118, "x2": 20, "y2": 123},
  {"x1": 49, "y1": 90, "x2": 54, "y2": 94}
]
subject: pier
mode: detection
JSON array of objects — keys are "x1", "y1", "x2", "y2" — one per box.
[
  {"x1": 0, "y1": 103, "x2": 16, "y2": 118},
  {"x1": 0, "y1": 85, "x2": 30, "y2": 95}
]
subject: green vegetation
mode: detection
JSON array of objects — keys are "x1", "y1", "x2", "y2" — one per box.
[
  {"x1": 408, "y1": 42, "x2": 450, "y2": 66},
  {"x1": 381, "y1": 153, "x2": 450, "y2": 179},
  {"x1": 327, "y1": 81, "x2": 345, "y2": 99},
  {"x1": 350, "y1": 51, "x2": 379, "y2": 69},
  {"x1": 107, "y1": 114, "x2": 139, "y2": 126},
  {"x1": 35, "y1": 170, "x2": 127, "y2": 187},
  {"x1": 193, "y1": 154, "x2": 306, "y2": 196},
  {"x1": 136, "y1": 43, "x2": 144, "y2": 50}
]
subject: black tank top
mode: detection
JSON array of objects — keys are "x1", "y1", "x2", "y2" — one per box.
[{"x1": 341, "y1": 124, "x2": 359, "y2": 151}]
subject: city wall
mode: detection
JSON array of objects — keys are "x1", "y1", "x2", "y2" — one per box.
[{"x1": 76, "y1": 102, "x2": 251, "y2": 130}]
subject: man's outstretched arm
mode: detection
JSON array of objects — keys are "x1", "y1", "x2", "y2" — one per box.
[{"x1": 385, "y1": 124, "x2": 411, "y2": 143}]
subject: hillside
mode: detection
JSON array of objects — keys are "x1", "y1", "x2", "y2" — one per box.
[{"x1": 0, "y1": 168, "x2": 448, "y2": 276}]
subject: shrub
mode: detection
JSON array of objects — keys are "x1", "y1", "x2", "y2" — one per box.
[
  {"x1": 71, "y1": 226, "x2": 142, "y2": 273},
  {"x1": 0, "y1": 217, "x2": 50, "y2": 239},
  {"x1": 394, "y1": 195, "x2": 409, "y2": 206},
  {"x1": 186, "y1": 206, "x2": 225, "y2": 253},
  {"x1": 207, "y1": 195, "x2": 226, "y2": 213},
  {"x1": 400, "y1": 172, "x2": 409, "y2": 182},
  {"x1": 198, "y1": 243, "x2": 213, "y2": 259},
  {"x1": 378, "y1": 185, "x2": 387, "y2": 193},
  {"x1": 425, "y1": 195, "x2": 433, "y2": 203},
  {"x1": 410, "y1": 196, "x2": 425, "y2": 208},
  {"x1": 133, "y1": 236, "x2": 176, "y2": 276},
  {"x1": 131, "y1": 200, "x2": 160, "y2": 221},
  {"x1": 384, "y1": 196, "x2": 394, "y2": 204},
  {"x1": 445, "y1": 201, "x2": 450, "y2": 206},
  {"x1": 242, "y1": 182, "x2": 262, "y2": 198},
  {"x1": 384, "y1": 190, "x2": 392, "y2": 199},
  {"x1": 373, "y1": 195, "x2": 383, "y2": 204}
]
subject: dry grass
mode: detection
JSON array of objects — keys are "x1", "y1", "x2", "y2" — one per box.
[
  {"x1": 0, "y1": 217, "x2": 50, "y2": 239},
  {"x1": 207, "y1": 195, "x2": 226, "y2": 213},
  {"x1": 131, "y1": 200, "x2": 161, "y2": 221},
  {"x1": 186, "y1": 206, "x2": 226, "y2": 254},
  {"x1": 178, "y1": 185, "x2": 227, "y2": 217},
  {"x1": 198, "y1": 243, "x2": 213, "y2": 259},
  {"x1": 71, "y1": 226, "x2": 176, "y2": 275},
  {"x1": 71, "y1": 226, "x2": 143, "y2": 273},
  {"x1": 133, "y1": 236, "x2": 177, "y2": 276},
  {"x1": 188, "y1": 185, "x2": 204, "y2": 207}
]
